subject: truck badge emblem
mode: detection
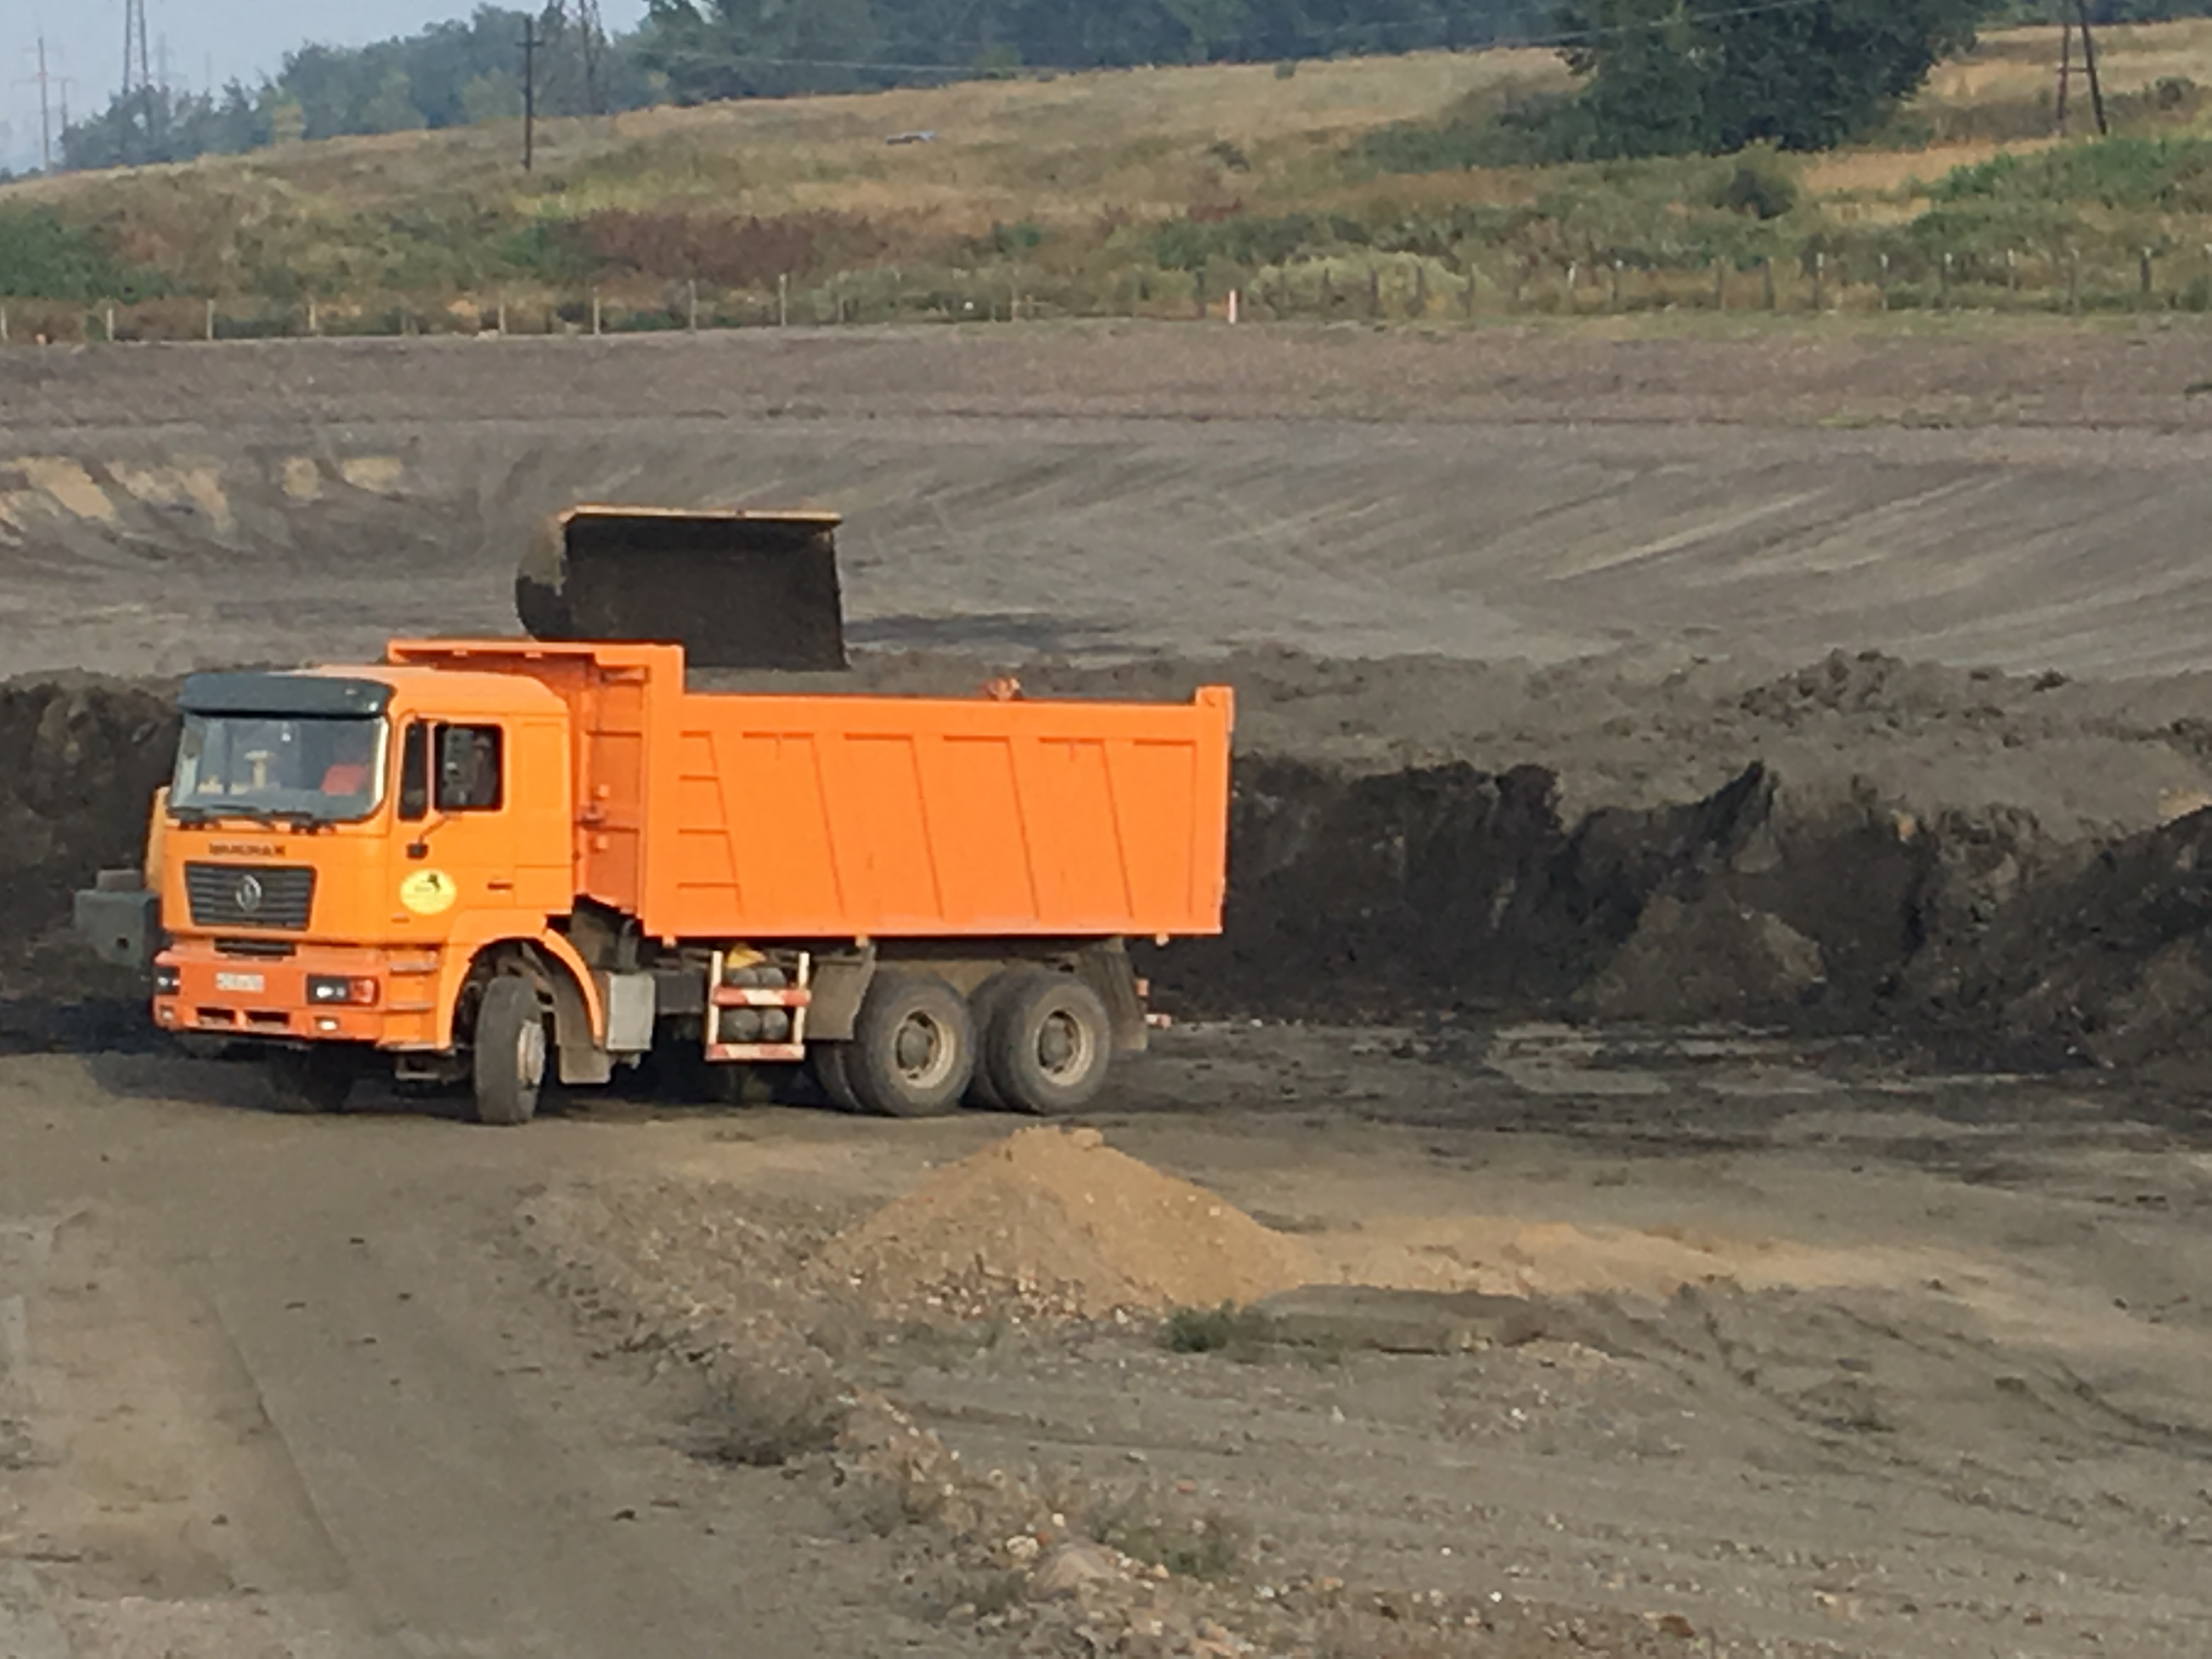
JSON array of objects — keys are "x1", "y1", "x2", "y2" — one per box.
[{"x1": 234, "y1": 874, "x2": 265, "y2": 914}]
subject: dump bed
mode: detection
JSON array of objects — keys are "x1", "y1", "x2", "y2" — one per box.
[{"x1": 388, "y1": 641, "x2": 1234, "y2": 944}]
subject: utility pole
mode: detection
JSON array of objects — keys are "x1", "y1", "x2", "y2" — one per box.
[
  {"x1": 520, "y1": 15, "x2": 537, "y2": 171},
  {"x1": 2074, "y1": 0, "x2": 2108, "y2": 137},
  {"x1": 2055, "y1": 8, "x2": 2073, "y2": 135}
]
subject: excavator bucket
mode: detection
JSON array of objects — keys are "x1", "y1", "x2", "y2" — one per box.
[{"x1": 516, "y1": 506, "x2": 847, "y2": 670}]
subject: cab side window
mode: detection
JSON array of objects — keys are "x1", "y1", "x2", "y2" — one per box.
[
  {"x1": 436, "y1": 725, "x2": 504, "y2": 812},
  {"x1": 398, "y1": 723, "x2": 430, "y2": 821}
]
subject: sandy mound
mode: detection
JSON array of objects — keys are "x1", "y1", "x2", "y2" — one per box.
[{"x1": 820, "y1": 1127, "x2": 1317, "y2": 1321}]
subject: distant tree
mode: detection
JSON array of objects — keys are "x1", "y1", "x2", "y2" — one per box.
[
  {"x1": 460, "y1": 70, "x2": 526, "y2": 123},
  {"x1": 1554, "y1": 0, "x2": 1995, "y2": 155},
  {"x1": 359, "y1": 66, "x2": 428, "y2": 133}
]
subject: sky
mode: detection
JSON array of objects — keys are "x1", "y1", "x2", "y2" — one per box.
[{"x1": 1, "y1": 0, "x2": 647, "y2": 170}]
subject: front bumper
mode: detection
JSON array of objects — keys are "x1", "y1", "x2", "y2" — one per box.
[{"x1": 154, "y1": 941, "x2": 444, "y2": 1048}]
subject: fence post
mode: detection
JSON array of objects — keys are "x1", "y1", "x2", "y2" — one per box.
[
  {"x1": 1607, "y1": 258, "x2": 1622, "y2": 312},
  {"x1": 104, "y1": 303, "x2": 116, "y2": 342},
  {"x1": 777, "y1": 273, "x2": 789, "y2": 327},
  {"x1": 1463, "y1": 270, "x2": 1476, "y2": 320},
  {"x1": 2007, "y1": 249, "x2": 2020, "y2": 294},
  {"x1": 1193, "y1": 270, "x2": 1206, "y2": 320},
  {"x1": 496, "y1": 300, "x2": 508, "y2": 336},
  {"x1": 1, "y1": 303, "x2": 8, "y2": 344},
  {"x1": 687, "y1": 279, "x2": 699, "y2": 330},
  {"x1": 592, "y1": 291, "x2": 602, "y2": 335},
  {"x1": 1319, "y1": 269, "x2": 1334, "y2": 315},
  {"x1": 1565, "y1": 260, "x2": 1579, "y2": 313},
  {"x1": 2141, "y1": 246, "x2": 2155, "y2": 305},
  {"x1": 1712, "y1": 259, "x2": 1725, "y2": 311},
  {"x1": 1760, "y1": 259, "x2": 1775, "y2": 310},
  {"x1": 1367, "y1": 263, "x2": 1381, "y2": 318},
  {"x1": 2069, "y1": 253, "x2": 2082, "y2": 314},
  {"x1": 1878, "y1": 253, "x2": 1891, "y2": 312},
  {"x1": 308, "y1": 299, "x2": 319, "y2": 336},
  {"x1": 205, "y1": 298, "x2": 216, "y2": 341},
  {"x1": 1812, "y1": 251, "x2": 1826, "y2": 313},
  {"x1": 1228, "y1": 288, "x2": 1240, "y2": 325},
  {"x1": 1939, "y1": 252, "x2": 1953, "y2": 309}
]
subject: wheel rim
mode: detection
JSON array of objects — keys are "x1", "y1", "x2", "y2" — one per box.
[
  {"x1": 892, "y1": 1011, "x2": 956, "y2": 1090},
  {"x1": 1035, "y1": 1008, "x2": 1094, "y2": 1082},
  {"x1": 517, "y1": 1017, "x2": 546, "y2": 1092}
]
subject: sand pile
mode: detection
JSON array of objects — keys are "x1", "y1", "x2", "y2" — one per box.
[{"x1": 820, "y1": 1127, "x2": 1317, "y2": 1321}]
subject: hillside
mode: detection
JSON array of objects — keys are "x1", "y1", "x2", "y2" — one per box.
[{"x1": 9, "y1": 20, "x2": 2212, "y2": 336}]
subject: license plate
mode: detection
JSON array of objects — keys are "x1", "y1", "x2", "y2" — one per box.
[{"x1": 215, "y1": 971, "x2": 265, "y2": 994}]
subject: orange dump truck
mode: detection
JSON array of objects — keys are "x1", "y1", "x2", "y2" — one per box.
[{"x1": 81, "y1": 639, "x2": 1233, "y2": 1124}]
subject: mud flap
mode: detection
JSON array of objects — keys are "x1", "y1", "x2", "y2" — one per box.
[{"x1": 1075, "y1": 938, "x2": 1148, "y2": 1055}]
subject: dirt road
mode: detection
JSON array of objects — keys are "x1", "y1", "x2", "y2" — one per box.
[
  {"x1": 5, "y1": 1033, "x2": 2212, "y2": 1656},
  {"x1": 0, "y1": 1054, "x2": 969, "y2": 1659}
]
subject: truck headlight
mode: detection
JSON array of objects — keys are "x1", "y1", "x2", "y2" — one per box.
[
  {"x1": 307, "y1": 975, "x2": 379, "y2": 1007},
  {"x1": 153, "y1": 963, "x2": 180, "y2": 996}
]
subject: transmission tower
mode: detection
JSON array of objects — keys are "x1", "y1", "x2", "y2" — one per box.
[
  {"x1": 20, "y1": 36, "x2": 69, "y2": 171},
  {"x1": 121, "y1": 0, "x2": 154, "y2": 159}
]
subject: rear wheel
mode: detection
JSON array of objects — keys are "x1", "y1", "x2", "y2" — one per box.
[
  {"x1": 812, "y1": 1042, "x2": 863, "y2": 1113},
  {"x1": 981, "y1": 971, "x2": 1112, "y2": 1116},
  {"x1": 472, "y1": 975, "x2": 547, "y2": 1127},
  {"x1": 266, "y1": 1045, "x2": 359, "y2": 1114},
  {"x1": 847, "y1": 971, "x2": 975, "y2": 1118},
  {"x1": 962, "y1": 970, "x2": 1025, "y2": 1110}
]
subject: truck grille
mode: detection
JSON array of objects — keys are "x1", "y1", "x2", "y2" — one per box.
[{"x1": 184, "y1": 864, "x2": 316, "y2": 932}]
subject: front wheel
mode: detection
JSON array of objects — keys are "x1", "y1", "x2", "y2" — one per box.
[{"x1": 472, "y1": 975, "x2": 548, "y2": 1126}]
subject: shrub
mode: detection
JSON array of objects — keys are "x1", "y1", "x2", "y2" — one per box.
[
  {"x1": 0, "y1": 208, "x2": 167, "y2": 301},
  {"x1": 1937, "y1": 136, "x2": 2212, "y2": 213},
  {"x1": 1712, "y1": 153, "x2": 1798, "y2": 220}
]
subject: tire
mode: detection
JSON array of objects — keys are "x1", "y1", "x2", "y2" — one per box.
[
  {"x1": 472, "y1": 974, "x2": 548, "y2": 1127},
  {"x1": 812, "y1": 1042, "x2": 864, "y2": 1113},
  {"x1": 847, "y1": 971, "x2": 976, "y2": 1118},
  {"x1": 963, "y1": 970, "x2": 1026, "y2": 1110},
  {"x1": 266, "y1": 1045, "x2": 359, "y2": 1114},
  {"x1": 981, "y1": 970, "x2": 1112, "y2": 1116}
]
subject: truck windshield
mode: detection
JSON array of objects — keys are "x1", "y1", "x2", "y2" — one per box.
[{"x1": 171, "y1": 714, "x2": 388, "y2": 825}]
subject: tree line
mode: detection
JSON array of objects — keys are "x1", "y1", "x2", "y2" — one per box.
[{"x1": 43, "y1": 0, "x2": 2212, "y2": 176}]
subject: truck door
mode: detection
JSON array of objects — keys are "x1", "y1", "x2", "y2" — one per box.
[{"x1": 390, "y1": 718, "x2": 569, "y2": 937}]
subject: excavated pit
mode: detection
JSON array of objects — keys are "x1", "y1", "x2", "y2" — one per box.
[{"x1": 16, "y1": 648, "x2": 2212, "y2": 1074}]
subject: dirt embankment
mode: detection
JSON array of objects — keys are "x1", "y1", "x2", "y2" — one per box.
[
  {"x1": 20, "y1": 645, "x2": 2212, "y2": 1069},
  {"x1": 0, "y1": 676, "x2": 176, "y2": 1026}
]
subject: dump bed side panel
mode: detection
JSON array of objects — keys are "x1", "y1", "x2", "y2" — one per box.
[{"x1": 637, "y1": 691, "x2": 1233, "y2": 942}]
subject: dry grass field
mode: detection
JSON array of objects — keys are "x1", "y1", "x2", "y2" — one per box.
[{"x1": 10, "y1": 19, "x2": 2212, "y2": 329}]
